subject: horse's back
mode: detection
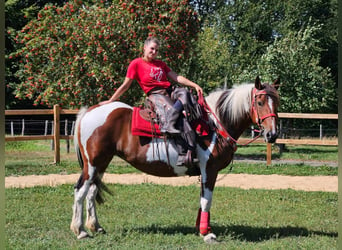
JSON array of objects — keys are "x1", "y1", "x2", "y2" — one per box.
[{"x1": 78, "y1": 102, "x2": 133, "y2": 145}]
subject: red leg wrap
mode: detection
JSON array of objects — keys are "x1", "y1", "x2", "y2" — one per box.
[{"x1": 195, "y1": 208, "x2": 211, "y2": 235}]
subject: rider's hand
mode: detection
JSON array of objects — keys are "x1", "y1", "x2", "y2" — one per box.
[
  {"x1": 99, "y1": 100, "x2": 112, "y2": 106},
  {"x1": 195, "y1": 85, "x2": 203, "y2": 96}
]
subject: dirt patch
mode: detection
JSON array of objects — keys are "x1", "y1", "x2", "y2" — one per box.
[{"x1": 5, "y1": 173, "x2": 337, "y2": 192}]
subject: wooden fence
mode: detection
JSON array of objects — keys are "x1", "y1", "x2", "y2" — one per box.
[
  {"x1": 238, "y1": 113, "x2": 338, "y2": 165},
  {"x1": 5, "y1": 105, "x2": 78, "y2": 163},
  {"x1": 5, "y1": 105, "x2": 338, "y2": 165}
]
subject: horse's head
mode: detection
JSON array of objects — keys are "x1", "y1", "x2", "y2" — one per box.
[{"x1": 251, "y1": 76, "x2": 280, "y2": 143}]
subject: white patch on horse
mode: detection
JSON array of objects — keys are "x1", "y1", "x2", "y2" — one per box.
[
  {"x1": 267, "y1": 97, "x2": 277, "y2": 134},
  {"x1": 145, "y1": 133, "x2": 217, "y2": 176},
  {"x1": 80, "y1": 102, "x2": 132, "y2": 162},
  {"x1": 198, "y1": 133, "x2": 217, "y2": 212},
  {"x1": 200, "y1": 189, "x2": 213, "y2": 212},
  {"x1": 198, "y1": 133, "x2": 217, "y2": 181},
  {"x1": 146, "y1": 138, "x2": 188, "y2": 175}
]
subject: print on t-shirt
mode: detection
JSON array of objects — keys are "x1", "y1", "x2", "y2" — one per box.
[{"x1": 150, "y1": 67, "x2": 163, "y2": 82}]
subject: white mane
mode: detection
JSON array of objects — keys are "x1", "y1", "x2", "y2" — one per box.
[{"x1": 206, "y1": 83, "x2": 254, "y2": 125}]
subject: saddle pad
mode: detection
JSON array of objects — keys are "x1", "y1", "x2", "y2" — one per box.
[{"x1": 131, "y1": 107, "x2": 162, "y2": 137}]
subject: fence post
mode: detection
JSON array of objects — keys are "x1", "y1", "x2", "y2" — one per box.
[
  {"x1": 21, "y1": 119, "x2": 25, "y2": 136},
  {"x1": 266, "y1": 143, "x2": 272, "y2": 165},
  {"x1": 51, "y1": 121, "x2": 54, "y2": 150},
  {"x1": 10, "y1": 121, "x2": 14, "y2": 136},
  {"x1": 53, "y1": 104, "x2": 60, "y2": 164},
  {"x1": 44, "y1": 120, "x2": 48, "y2": 136},
  {"x1": 65, "y1": 119, "x2": 70, "y2": 153}
]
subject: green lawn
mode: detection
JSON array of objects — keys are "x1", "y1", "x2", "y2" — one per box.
[
  {"x1": 5, "y1": 140, "x2": 338, "y2": 249},
  {"x1": 5, "y1": 140, "x2": 338, "y2": 176},
  {"x1": 5, "y1": 184, "x2": 337, "y2": 249}
]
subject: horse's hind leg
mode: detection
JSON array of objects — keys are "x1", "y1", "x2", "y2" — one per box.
[
  {"x1": 70, "y1": 174, "x2": 92, "y2": 239},
  {"x1": 85, "y1": 174, "x2": 105, "y2": 234}
]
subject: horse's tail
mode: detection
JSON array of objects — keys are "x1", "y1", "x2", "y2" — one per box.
[
  {"x1": 74, "y1": 107, "x2": 88, "y2": 170},
  {"x1": 93, "y1": 176, "x2": 113, "y2": 204}
]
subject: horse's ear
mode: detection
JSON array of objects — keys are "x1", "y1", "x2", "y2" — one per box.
[
  {"x1": 255, "y1": 76, "x2": 262, "y2": 90},
  {"x1": 272, "y1": 78, "x2": 280, "y2": 90}
]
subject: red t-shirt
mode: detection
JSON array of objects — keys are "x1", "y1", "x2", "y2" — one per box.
[{"x1": 126, "y1": 58, "x2": 172, "y2": 94}]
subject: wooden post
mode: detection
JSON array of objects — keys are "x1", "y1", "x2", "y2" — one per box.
[
  {"x1": 51, "y1": 122, "x2": 54, "y2": 150},
  {"x1": 10, "y1": 121, "x2": 14, "y2": 136},
  {"x1": 44, "y1": 120, "x2": 48, "y2": 136},
  {"x1": 71, "y1": 121, "x2": 75, "y2": 136},
  {"x1": 266, "y1": 143, "x2": 272, "y2": 166},
  {"x1": 53, "y1": 104, "x2": 60, "y2": 164},
  {"x1": 21, "y1": 119, "x2": 25, "y2": 136},
  {"x1": 65, "y1": 119, "x2": 70, "y2": 153}
]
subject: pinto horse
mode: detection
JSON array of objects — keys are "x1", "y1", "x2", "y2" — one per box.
[{"x1": 70, "y1": 76, "x2": 280, "y2": 241}]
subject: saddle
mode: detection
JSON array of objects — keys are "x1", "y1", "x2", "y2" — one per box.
[
  {"x1": 131, "y1": 106, "x2": 162, "y2": 137},
  {"x1": 131, "y1": 93, "x2": 211, "y2": 138}
]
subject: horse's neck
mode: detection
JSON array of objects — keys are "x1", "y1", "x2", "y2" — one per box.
[
  {"x1": 206, "y1": 93, "x2": 252, "y2": 141},
  {"x1": 226, "y1": 118, "x2": 251, "y2": 141}
]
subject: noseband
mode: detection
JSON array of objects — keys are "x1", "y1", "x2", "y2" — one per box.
[{"x1": 251, "y1": 88, "x2": 277, "y2": 128}]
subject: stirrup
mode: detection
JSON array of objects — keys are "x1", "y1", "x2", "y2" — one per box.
[
  {"x1": 161, "y1": 127, "x2": 181, "y2": 135},
  {"x1": 176, "y1": 150, "x2": 199, "y2": 168}
]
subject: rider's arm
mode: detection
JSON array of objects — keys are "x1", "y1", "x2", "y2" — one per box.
[
  {"x1": 99, "y1": 77, "x2": 133, "y2": 105},
  {"x1": 167, "y1": 71, "x2": 203, "y2": 96}
]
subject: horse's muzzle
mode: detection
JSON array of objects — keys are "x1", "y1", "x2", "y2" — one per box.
[{"x1": 265, "y1": 130, "x2": 278, "y2": 143}]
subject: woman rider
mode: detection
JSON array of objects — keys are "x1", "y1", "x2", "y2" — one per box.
[{"x1": 100, "y1": 37, "x2": 203, "y2": 167}]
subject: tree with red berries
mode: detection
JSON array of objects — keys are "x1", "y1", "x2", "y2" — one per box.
[{"x1": 9, "y1": 0, "x2": 199, "y2": 108}]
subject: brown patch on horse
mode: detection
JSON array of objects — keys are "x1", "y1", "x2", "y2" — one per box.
[
  {"x1": 85, "y1": 108, "x2": 177, "y2": 177},
  {"x1": 263, "y1": 83, "x2": 280, "y2": 108},
  {"x1": 85, "y1": 108, "x2": 133, "y2": 174}
]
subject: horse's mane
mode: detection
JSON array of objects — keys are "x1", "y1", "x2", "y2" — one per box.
[
  {"x1": 206, "y1": 83, "x2": 280, "y2": 127},
  {"x1": 216, "y1": 84, "x2": 254, "y2": 126}
]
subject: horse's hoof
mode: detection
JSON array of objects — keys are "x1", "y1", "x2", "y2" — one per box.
[
  {"x1": 203, "y1": 233, "x2": 218, "y2": 244},
  {"x1": 97, "y1": 228, "x2": 106, "y2": 234},
  {"x1": 77, "y1": 231, "x2": 90, "y2": 239}
]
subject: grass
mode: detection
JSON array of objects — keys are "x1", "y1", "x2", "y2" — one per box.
[
  {"x1": 5, "y1": 140, "x2": 338, "y2": 249},
  {"x1": 5, "y1": 140, "x2": 338, "y2": 177},
  {"x1": 5, "y1": 184, "x2": 337, "y2": 249},
  {"x1": 235, "y1": 143, "x2": 338, "y2": 162}
]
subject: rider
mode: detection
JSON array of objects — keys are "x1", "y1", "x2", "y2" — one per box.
[{"x1": 100, "y1": 36, "x2": 203, "y2": 167}]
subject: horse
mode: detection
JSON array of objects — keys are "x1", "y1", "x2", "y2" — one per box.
[{"x1": 70, "y1": 76, "x2": 280, "y2": 242}]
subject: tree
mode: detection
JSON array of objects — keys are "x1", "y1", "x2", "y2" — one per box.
[
  {"x1": 257, "y1": 25, "x2": 336, "y2": 114},
  {"x1": 187, "y1": 24, "x2": 233, "y2": 93},
  {"x1": 5, "y1": 0, "x2": 70, "y2": 108},
  {"x1": 8, "y1": 0, "x2": 199, "y2": 108}
]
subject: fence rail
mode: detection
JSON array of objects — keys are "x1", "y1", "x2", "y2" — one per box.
[{"x1": 5, "y1": 105, "x2": 338, "y2": 165}]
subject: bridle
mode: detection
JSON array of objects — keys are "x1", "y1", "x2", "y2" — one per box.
[
  {"x1": 251, "y1": 88, "x2": 277, "y2": 129},
  {"x1": 199, "y1": 87, "x2": 277, "y2": 149}
]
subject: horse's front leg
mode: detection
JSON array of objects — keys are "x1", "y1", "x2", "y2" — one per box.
[
  {"x1": 196, "y1": 170, "x2": 218, "y2": 243},
  {"x1": 196, "y1": 184, "x2": 213, "y2": 235},
  {"x1": 85, "y1": 176, "x2": 106, "y2": 234}
]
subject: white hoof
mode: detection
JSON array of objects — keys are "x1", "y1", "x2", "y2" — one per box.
[
  {"x1": 77, "y1": 231, "x2": 90, "y2": 239},
  {"x1": 97, "y1": 227, "x2": 106, "y2": 234},
  {"x1": 203, "y1": 233, "x2": 218, "y2": 244}
]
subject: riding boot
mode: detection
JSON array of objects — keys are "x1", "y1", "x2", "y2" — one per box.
[
  {"x1": 160, "y1": 107, "x2": 181, "y2": 135},
  {"x1": 176, "y1": 129, "x2": 199, "y2": 167}
]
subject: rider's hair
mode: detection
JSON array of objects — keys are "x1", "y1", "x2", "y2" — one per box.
[{"x1": 144, "y1": 36, "x2": 160, "y2": 47}]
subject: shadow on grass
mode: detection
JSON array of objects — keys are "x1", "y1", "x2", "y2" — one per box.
[{"x1": 131, "y1": 224, "x2": 337, "y2": 242}]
